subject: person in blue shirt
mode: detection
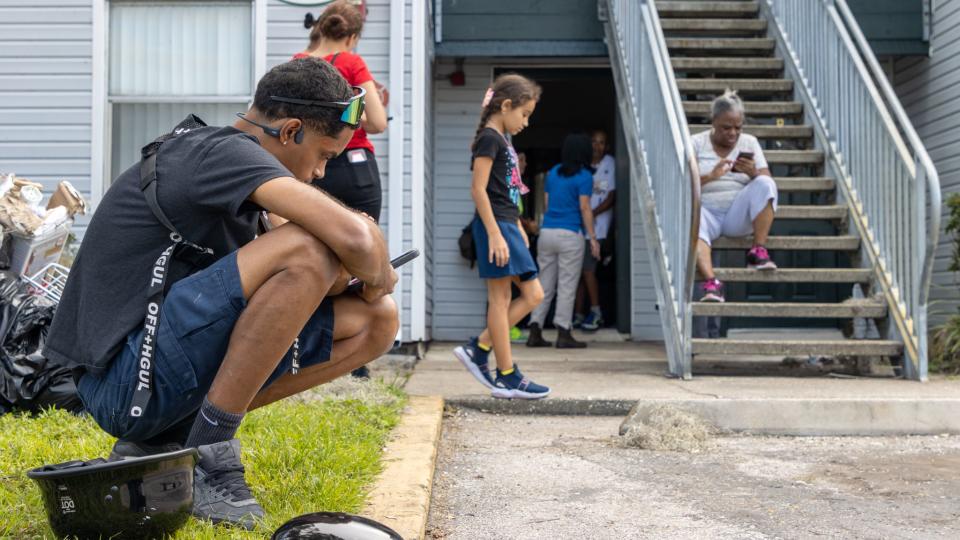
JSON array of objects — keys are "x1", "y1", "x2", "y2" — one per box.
[{"x1": 527, "y1": 133, "x2": 600, "y2": 349}]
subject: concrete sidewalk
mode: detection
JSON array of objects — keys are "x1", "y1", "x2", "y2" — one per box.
[{"x1": 405, "y1": 330, "x2": 960, "y2": 434}]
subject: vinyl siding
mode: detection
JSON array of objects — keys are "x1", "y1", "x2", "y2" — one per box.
[
  {"x1": 0, "y1": 1, "x2": 93, "y2": 210},
  {"x1": 431, "y1": 59, "x2": 492, "y2": 340},
  {"x1": 894, "y1": 0, "x2": 960, "y2": 325},
  {"x1": 267, "y1": 0, "x2": 424, "y2": 342}
]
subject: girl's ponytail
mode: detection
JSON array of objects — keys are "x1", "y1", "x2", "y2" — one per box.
[{"x1": 470, "y1": 73, "x2": 542, "y2": 155}]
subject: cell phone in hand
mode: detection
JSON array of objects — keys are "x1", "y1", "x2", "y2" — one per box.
[
  {"x1": 738, "y1": 151, "x2": 755, "y2": 161},
  {"x1": 345, "y1": 249, "x2": 420, "y2": 294}
]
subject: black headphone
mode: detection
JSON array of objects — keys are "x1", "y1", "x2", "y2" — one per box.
[{"x1": 236, "y1": 113, "x2": 304, "y2": 144}]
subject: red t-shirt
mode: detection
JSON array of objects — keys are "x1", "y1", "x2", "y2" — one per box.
[{"x1": 292, "y1": 51, "x2": 375, "y2": 153}]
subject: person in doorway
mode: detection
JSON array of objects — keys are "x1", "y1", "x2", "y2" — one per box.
[
  {"x1": 695, "y1": 90, "x2": 778, "y2": 303},
  {"x1": 295, "y1": 0, "x2": 389, "y2": 378},
  {"x1": 453, "y1": 74, "x2": 551, "y2": 399},
  {"x1": 44, "y1": 58, "x2": 399, "y2": 529},
  {"x1": 574, "y1": 129, "x2": 616, "y2": 331},
  {"x1": 526, "y1": 133, "x2": 600, "y2": 349}
]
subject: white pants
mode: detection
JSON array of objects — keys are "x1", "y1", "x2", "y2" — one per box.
[
  {"x1": 699, "y1": 175, "x2": 778, "y2": 245},
  {"x1": 530, "y1": 228, "x2": 585, "y2": 330}
]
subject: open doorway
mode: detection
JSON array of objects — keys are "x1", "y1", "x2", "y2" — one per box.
[{"x1": 494, "y1": 66, "x2": 625, "y2": 331}]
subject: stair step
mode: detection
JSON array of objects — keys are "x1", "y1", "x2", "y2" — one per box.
[
  {"x1": 684, "y1": 100, "x2": 803, "y2": 116},
  {"x1": 712, "y1": 235, "x2": 859, "y2": 250},
  {"x1": 660, "y1": 18, "x2": 767, "y2": 35},
  {"x1": 657, "y1": 1, "x2": 760, "y2": 18},
  {"x1": 765, "y1": 149, "x2": 824, "y2": 164},
  {"x1": 692, "y1": 301, "x2": 888, "y2": 318},
  {"x1": 777, "y1": 205, "x2": 845, "y2": 219},
  {"x1": 667, "y1": 38, "x2": 774, "y2": 52},
  {"x1": 689, "y1": 124, "x2": 812, "y2": 138},
  {"x1": 774, "y1": 177, "x2": 835, "y2": 191},
  {"x1": 673, "y1": 57, "x2": 784, "y2": 73},
  {"x1": 677, "y1": 78, "x2": 793, "y2": 94},
  {"x1": 692, "y1": 338, "x2": 902, "y2": 356},
  {"x1": 710, "y1": 268, "x2": 871, "y2": 283}
]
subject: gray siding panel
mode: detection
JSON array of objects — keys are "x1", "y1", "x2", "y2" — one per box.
[
  {"x1": 0, "y1": 2, "x2": 92, "y2": 198},
  {"x1": 894, "y1": 0, "x2": 960, "y2": 325},
  {"x1": 431, "y1": 59, "x2": 495, "y2": 340}
]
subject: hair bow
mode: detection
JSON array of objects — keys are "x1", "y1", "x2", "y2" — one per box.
[{"x1": 481, "y1": 88, "x2": 494, "y2": 108}]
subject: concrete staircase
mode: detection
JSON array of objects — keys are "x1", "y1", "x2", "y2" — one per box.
[{"x1": 656, "y1": 1, "x2": 904, "y2": 362}]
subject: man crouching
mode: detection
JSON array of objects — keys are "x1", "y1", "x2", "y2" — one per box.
[{"x1": 44, "y1": 58, "x2": 399, "y2": 529}]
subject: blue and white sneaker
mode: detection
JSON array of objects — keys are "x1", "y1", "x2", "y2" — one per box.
[
  {"x1": 491, "y1": 363, "x2": 551, "y2": 400},
  {"x1": 454, "y1": 337, "x2": 495, "y2": 389},
  {"x1": 572, "y1": 313, "x2": 585, "y2": 329},
  {"x1": 581, "y1": 311, "x2": 604, "y2": 332}
]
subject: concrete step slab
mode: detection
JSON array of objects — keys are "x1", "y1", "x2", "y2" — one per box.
[
  {"x1": 661, "y1": 18, "x2": 767, "y2": 35},
  {"x1": 673, "y1": 57, "x2": 784, "y2": 73},
  {"x1": 709, "y1": 268, "x2": 871, "y2": 283},
  {"x1": 774, "y1": 177, "x2": 835, "y2": 191},
  {"x1": 690, "y1": 123, "x2": 812, "y2": 138},
  {"x1": 657, "y1": 1, "x2": 760, "y2": 18},
  {"x1": 765, "y1": 149, "x2": 825, "y2": 164},
  {"x1": 677, "y1": 78, "x2": 793, "y2": 94},
  {"x1": 691, "y1": 301, "x2": 888, "y2": 318},
  {"x1": 776, "y1": 204, "x2": 845, "y2": 219},
  {"x1": 691, "y1": 338, "x2": 902, "y2": 356},
  {"x1": 684, "y1": 100, "x2": 803, "y2": 115},
  {"x1": 712, "y1": 235, "x2": 859, "y2": 250},
  {"x1": 667, "y1": 37, "x2": 774, "y2": 52}
]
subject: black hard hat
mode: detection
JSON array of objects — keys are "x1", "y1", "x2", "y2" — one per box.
[
  {"x1": 272, "y1": 512, "x2": 402, "y2": 540},
  {"x1": 27, "y1": 448, "x2": 198, "y2": 540}
]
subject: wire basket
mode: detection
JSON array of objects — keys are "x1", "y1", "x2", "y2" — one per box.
[{"x1": 22, "y1": 263, "x2": 70, "y2": 305}]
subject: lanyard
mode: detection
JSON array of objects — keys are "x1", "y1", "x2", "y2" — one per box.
[{"x1": 128, "y1": 115, "x2": 215, "y2": 418}]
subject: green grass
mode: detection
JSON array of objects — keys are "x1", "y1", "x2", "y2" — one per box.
[{"x1": 0, "y1": 382, "x2": 406, "y2": 539}]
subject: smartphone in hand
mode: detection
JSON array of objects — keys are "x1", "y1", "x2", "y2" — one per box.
[{"x1": 345, "y1": 249, "x2": 420, "y2": 294}]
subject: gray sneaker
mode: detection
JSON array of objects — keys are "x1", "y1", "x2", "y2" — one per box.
[{"x1": 192, "y1": 439, "x2": 265, "y2": 530}]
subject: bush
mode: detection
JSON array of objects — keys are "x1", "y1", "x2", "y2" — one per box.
[{"x1": 930, "y1": 193, "x2": 960, "y2": 374}]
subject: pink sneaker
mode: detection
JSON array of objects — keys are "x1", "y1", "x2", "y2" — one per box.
[
  {"x1": 747, "y1": 245, "x2": 777, "y2": 270},
  {"x1": 700, "y1": 278, "x2": 725, "y2": 302}
]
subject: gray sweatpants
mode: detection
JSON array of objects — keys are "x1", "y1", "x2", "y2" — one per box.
[{"x1": 530, "y1": 228, "x2": 585, "y2": 330}]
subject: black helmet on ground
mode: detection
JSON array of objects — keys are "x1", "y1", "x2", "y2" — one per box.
[
  {"x1": 272, "y1": 512, "x2": 402, "y2": 540},
  {"x1": 27, "y1": 448, "x2": 198, "y2": 539}
]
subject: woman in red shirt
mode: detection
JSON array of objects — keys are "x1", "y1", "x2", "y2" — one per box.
[{"x1": 294, "y1": 0, "x2": 388, "y2": 220}]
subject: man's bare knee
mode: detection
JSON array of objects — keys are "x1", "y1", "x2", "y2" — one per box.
[
  {"x1": 369, "y1": 295, "x2": 399, "y2": 354},
  {"x1": 283, "y1": 224, "x2": 342, "y2": 285}
]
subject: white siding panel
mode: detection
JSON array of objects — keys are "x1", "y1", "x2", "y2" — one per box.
[
  {"x1": 0, "y1": 2, "x2": 92, "y2": 202},
  {"x1": 894, "y1": 0, "x2": 960, "y2": 325},
  {"x1": 431, "y1": 59, "x2": 495, "y2": 340}
]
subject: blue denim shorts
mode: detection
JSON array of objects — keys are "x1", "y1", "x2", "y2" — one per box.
[
  {"x1": 471, "y1": 217, "x2": 538, "y2": 281},
  {"x1": 77, "y1": 251, "x2": 335, "y2": 442}
]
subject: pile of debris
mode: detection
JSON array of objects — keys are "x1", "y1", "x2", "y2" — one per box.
[
  {"x1": 0, "y1": 173, "x2": 88, "y2": 415},
  {"x1": 0, "y1": 172, "x2": 87, "y2": 277}
]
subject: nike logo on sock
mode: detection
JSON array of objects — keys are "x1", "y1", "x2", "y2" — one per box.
[{"x1": 200, "y1": 410, "x2": 219, "y2": 426}]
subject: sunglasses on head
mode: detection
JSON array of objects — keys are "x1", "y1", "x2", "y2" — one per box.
[{"x1": 270, "y1": 86, "x2": 367, "y2": 129}]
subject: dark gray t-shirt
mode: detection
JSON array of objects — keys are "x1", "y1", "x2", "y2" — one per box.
[{"x1": 44, "y1": 126, "x2": 292, "y2": 375}]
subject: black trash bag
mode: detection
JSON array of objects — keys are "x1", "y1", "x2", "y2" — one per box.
[{"x1": 0, "y1": 273, "x2": 82, "y2": 414}]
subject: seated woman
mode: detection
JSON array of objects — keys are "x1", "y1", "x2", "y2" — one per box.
[{"x1": 694, "y1": 90, "x2": 778, "y2": 303}]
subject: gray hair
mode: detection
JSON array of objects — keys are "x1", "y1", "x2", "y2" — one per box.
[{"x1": 710, "y1": 89, "x2": 745, "y2": 120}]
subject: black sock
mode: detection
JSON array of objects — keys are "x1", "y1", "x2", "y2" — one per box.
[{"x1": 184, "y1": 396, "x2": 244, "y2": 448}]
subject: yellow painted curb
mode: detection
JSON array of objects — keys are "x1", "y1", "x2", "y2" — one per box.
[{"x1": 364, "y1": 395, "x2": 444, "y2": 540}]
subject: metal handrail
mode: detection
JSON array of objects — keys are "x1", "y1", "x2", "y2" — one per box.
[
  {"x1": 833, "y1": 0, "x2": 941, "y2": 310},
  {"x1": 764, "y1": 0, "x2": 941, "y2": 379},
  {"x1": 603, "y1": 0, "x2": 701, "y2": 378}
]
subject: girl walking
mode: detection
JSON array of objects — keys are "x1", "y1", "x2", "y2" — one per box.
[{"x1": 454, "y1": 74, "x2": 551, "y2": 399}]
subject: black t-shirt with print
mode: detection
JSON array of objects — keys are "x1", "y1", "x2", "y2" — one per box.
[
  {"x1": 44, "y1": 125, "x2": 293, "y2": 375},
  {"x1": 473, "y1": 127, "x2": 520, "y2": 222}
]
